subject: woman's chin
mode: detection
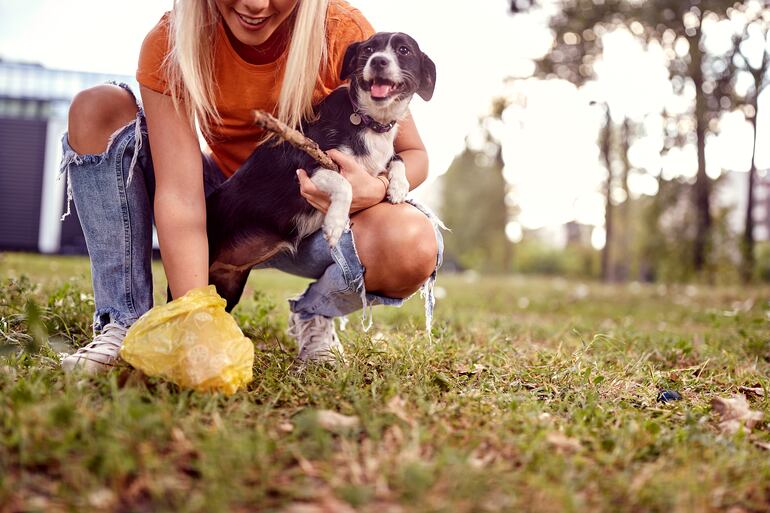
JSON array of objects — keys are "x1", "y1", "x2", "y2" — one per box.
[{"x1": 230, "y1": 27, "x2": 274, "y2": 47}]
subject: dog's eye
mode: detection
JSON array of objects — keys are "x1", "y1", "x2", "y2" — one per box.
[
  {"x1": 398, "y1": 46, "x2": 411, "y2": 56},
  {"x1": 364, "y1": 46, "x2": 374, "y2": 54}
]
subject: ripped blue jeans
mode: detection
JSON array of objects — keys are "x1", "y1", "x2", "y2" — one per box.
[{"x1": 60, "y1": 83, "x2": 444, "y2": 334}]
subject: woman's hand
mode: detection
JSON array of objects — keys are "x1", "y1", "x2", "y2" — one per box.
[{"x1": 297, "y1": 149, "x2": 388, "y2": 214}]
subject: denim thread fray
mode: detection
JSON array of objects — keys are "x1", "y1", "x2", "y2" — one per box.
[
  {"x1": 289, "y1": 204, "x2": 445, "y2": 337},
  {"x1": 93, "y1": 306, "x2": 135, "y2": 334}
]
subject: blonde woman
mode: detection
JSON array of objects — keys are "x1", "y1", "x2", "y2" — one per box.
[{"x1": 60, "y1": 0, "x2": 442, "y2": 373}]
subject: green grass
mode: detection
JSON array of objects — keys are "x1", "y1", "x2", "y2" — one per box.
[{"x1": 2, "y1": 251, "x2": 770, "y2": 513}]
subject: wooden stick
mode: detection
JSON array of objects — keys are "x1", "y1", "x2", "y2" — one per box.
[{"x1": 253, "y1": 110, "x2": 339, "y2": 172}]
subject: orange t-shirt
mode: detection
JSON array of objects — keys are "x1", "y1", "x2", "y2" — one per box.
[{"x1": 136, "y1": 0, "x2": 375, "y2": 177}]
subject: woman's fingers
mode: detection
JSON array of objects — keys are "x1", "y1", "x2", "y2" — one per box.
[
  {"x1": 297, "y1": 169, "x2": 329, "y2": 213},
  {"x1": 326, "y1": 148, "x2": 354, "y2": 166},
  {"x1": 297, "y1": 169, "x2": 315, "y2": 194}
]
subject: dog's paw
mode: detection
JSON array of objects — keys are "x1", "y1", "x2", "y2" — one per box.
[
  {"x1": 387, "y1": 173, "x2": 410, "y2": 204},
  {"x1": 323, "y1": 211, "x2": 348, "y2": 247}
]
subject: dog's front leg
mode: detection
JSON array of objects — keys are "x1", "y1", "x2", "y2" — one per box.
[
  {"x1": 310, "y1": 168, "x2": 352, "y2": 247},
  {"x1": 386, "y1": 158, "x2": 410, "y2": 204}
]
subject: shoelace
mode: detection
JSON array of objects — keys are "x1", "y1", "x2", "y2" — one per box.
[
  {"x1": 290, "y1": 316, "x2": 335, "y2": 353},
  {"x1": 72, "y1": 323, "x2": 127, "y2": 360}
]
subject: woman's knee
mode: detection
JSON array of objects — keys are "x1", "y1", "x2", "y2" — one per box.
[
  {"x1": 353, "y1": 204, "x2": 439, "y2": 298},
  {"x1": 396, "y1": 216, "x2": 439, "y2": 279},
  {"x1": 67, "y1": 84, "x2": 138, "y2": 155}
]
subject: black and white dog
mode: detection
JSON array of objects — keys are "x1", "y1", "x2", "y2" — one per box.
[{"x1": 205, "y1": 32, "x2": 437, "y2": 311}]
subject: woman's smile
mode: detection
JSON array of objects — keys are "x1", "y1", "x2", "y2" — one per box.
[{"x1": 215, "y1": 0, "x2": 298, "y2": 46}]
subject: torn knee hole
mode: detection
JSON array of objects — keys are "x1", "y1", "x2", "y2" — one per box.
[{"x1": 68, "y1": 86, "x2": 139, "y2": 154}]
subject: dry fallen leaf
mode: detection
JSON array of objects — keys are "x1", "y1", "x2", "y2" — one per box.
[
  {"x1": 383, "y1": 424, "x2": 405, "y2": 450},
  {"x1": 292, "y1": 450, "x2": 318, "y2": 477},
  {"x1": 87, "y1": 489, "x2": 117, "y2": 510},
  {"x1": 546, "y1": 432, "x2": 581, "y2": 453},
  {"x1": 371, "y1": 331, "x2": 387, "y2": 343},
  {"x1": 280, "y1": 496, "x2": 356, "y2": 513},
  {"x1": 738, "y1": 385, "x2": 765, "y2": 398},
  {"x1": 711, "y1": 394, "x2": 764, "y2": 435},
  {"x1": 468, "y1": 443, "x2": 500, "y2": 469},
  {"x1": 454, "y1": 363, "x2": 486, "y2": 376},
  {"x1": 385, "y1": 395, "x2": 413, "y2": 425},
  {"x1": 316, "y1": 410, "x2": 360, "y2": 432},
  {"x1": 170, "y1": 427, "x2": 194, "y2": 453},
  {"x1": 25, "y1": 496, "x2": 52, "y2": 512},
  {"x1": 367, "y1": 502, "x2": 405, "y2": 513},
  {"x1": 282, "y1": 497, "x2": 404, "y2": 513}
]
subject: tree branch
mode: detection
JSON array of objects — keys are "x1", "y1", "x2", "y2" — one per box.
[{"x1": 253, "y1": 110, "x2": 339, "y2": 172}]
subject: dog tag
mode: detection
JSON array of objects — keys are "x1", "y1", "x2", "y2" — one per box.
[{"x1": 349, "y1": 113, "x2": 362, "y2": 126}]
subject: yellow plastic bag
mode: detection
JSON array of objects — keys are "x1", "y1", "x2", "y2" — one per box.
[{"x1": 120, "y1": 285, "x2": 254, "y2": 395}]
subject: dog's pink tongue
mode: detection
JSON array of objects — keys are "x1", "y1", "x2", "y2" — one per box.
[{"x1": 371, "y1": 83, "x2": 393, "y2": 98}]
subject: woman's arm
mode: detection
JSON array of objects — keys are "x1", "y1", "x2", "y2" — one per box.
[
  {"x1": 140, "y1": 86, "x2": 209, "y2": 299},
  {"x1": 393, "y1": 110, "x2": 429, "y2": 191}
]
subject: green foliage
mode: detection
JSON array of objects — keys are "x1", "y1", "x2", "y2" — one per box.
[
  {"x1": 22, "y1": 300, "x2": 47, "y2": 355},
  {"x1": 232, "y1": 289, "x2": 289, "y2": 348},
  {"x1": 634, "y1": 176, "x2": 745, "y2": 284},
  {"x1": 514, "y1": 240, "x2": 600, "y2": 278},
  {"x1": 754, "y1": 242, "x2": 770, "y2": 282},
  {"x1": 637, "y1": 177, "x2": 695, "y2": 282},
  {"x1": 0, "y1": 276, "x2": 93, "y2": 360},
  {"x1": 441, "y1": 145, "x2": 512, "y2": 272}
]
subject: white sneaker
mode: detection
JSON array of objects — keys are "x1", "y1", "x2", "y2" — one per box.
[
  {"x1": 288, "y1": 313, "x2": 344, "y2": 363},
  {"x1": 61, "y1": 322, "x2": 127, "y2": 374}
]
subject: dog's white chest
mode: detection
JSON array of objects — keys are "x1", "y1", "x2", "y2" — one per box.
[{"x1": 355, "y1": 129, "x2": 397, "y2": 176}]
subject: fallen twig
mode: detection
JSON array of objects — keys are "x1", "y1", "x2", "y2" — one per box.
[{"x1": 253, "y1": 110, "x2": 339, "y2": 172}]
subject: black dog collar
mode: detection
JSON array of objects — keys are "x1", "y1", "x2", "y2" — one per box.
[
  {"x1": 349, "y1": 111, "x2": 397, "y2": 133},
  {"x1": 348, "y1": 86, "x2": 398, "y2": 133}
]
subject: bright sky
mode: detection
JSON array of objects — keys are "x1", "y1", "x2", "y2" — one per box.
[{"x1": 0, "y1": 0, "x2": 765, "y2": 235}]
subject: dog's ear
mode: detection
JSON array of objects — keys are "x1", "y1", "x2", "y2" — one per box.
[
  {"x1": 340, "y1": 41, "x2": 361, "y2": 81},
  {"x1": 417, "y1": 52, "x2": 436, "y2": 101}
]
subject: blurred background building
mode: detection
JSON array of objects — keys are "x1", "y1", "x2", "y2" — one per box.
[{"x1": 0, "y1": 59, "x2": 137, "y2": 255}]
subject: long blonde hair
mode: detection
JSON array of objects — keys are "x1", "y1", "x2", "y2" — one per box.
[{"x1": 166, "y1": 0, "x2": 330, "y2": 136}]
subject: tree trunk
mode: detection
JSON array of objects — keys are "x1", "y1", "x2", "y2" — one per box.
[
  {"x1": 742, "y1": 35, "x2": 769, "y2": 282},
  {"x1": 690, "y1": 27, "x2": 711, "y2": 275},
  {"x1": 618, "y1": 117, "x2": 631, "y2": 282},
  {"x1": 601, "y1": 107, "x2": 614, "y2": 282},
  {"x1": 742, "y1": 92, "x2": 759, "y2": 283}
]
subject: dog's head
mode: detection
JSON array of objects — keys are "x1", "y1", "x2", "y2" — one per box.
[{"x1": 340, "y1": 32, "x2": 436, "y2": 113}]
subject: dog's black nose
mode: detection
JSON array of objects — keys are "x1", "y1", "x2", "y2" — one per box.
[{"x1": 370, "y1": 56, "x2": 389, "y2": 70}]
